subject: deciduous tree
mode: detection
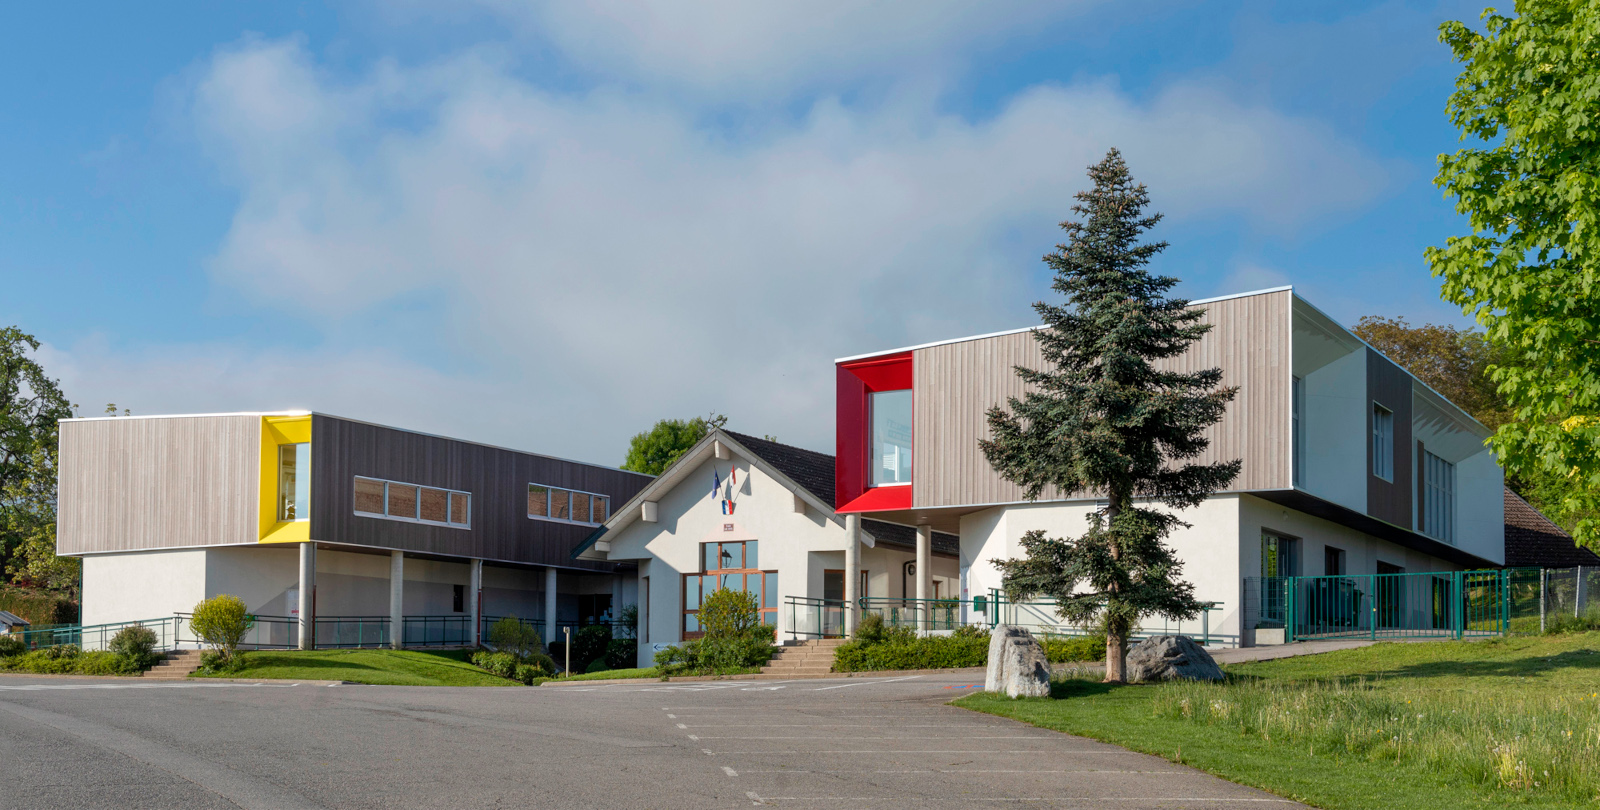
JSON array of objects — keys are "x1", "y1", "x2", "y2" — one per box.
[
  {"x1": 981, "y1": 149, "x2": 1239, "y2": 683},
  {"x1": 0, "y1": 327, "x2": 73, "y2": 583},
  {"x1": 621, "y1": 413, "x2": 727, "y2": 476},
  {"x1": 1429, "y1": 4, "x2": 1600, "y2": 549}
]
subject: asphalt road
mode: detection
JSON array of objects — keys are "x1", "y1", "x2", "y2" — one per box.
[{"x1": 0, "y1": 673, "x2": 1304, "y2": 809}]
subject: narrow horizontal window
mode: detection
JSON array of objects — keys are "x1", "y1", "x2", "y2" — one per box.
[
  {"x1": 353, "y1": 475, "x2": 470, "y2": 530},
  {"x1": 527, "y1": 482, "x2": 609, "y2": 526}
]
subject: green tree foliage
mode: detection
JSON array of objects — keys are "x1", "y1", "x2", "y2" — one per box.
[
  {"x1": 3, "y1": 445, "x2": 78, "y2": 591},
  {"x1": 188, "y1": 595, "x2": 255, "y2": 664},
  {"x1": 0, "y1": 327, "x2": 73, "y2": 584},
  {"x1": 487, "y1": 615, "x2": 543, "y2": 659},
  {"x1": 980, "y1": 149, "x2": 1239, "y2": 683},
  {"x1": 621, "y1": 413, "x2": 727, "y2": 476},
  {"x1": 1429, "y1": 4, "x2": 1600, "y2": 549},
  {"x1": 696, "y1": 587, "x2": 759, "y2": 639}
]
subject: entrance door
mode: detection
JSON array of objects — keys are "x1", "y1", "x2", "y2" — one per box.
[{"x1": 1376, "y1": 561, "x2": 1405, "y2": 628}]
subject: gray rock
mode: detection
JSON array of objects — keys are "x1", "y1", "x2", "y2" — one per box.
[
  {"x1": 1125, "y1": 635, "x2": 1224, "y2": 683},
  {"x1": 984, "y1": 624, "x2": 1051, "y2": 698}
]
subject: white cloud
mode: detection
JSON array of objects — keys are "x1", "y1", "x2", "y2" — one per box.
[
  {"x1": 408, "y1": 0, "x2": 1100, "y2": 99},
  {"x1": 74, "y1": 36, "x2": 1397, "y2": 462}
]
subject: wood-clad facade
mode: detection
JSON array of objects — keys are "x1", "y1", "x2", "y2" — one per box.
[
  {"x1": 909, "y1": 288, "x2": 1292, "y2": 509},
  {"x1": 309, "y1": 415, "x2": 651, "y2": 569},
  {"x1": 57, "y1": 412, "x2": 652, "y2": 571},
  {"x1": 58, "y1": 415, "x2": 260, "y2": 554}
]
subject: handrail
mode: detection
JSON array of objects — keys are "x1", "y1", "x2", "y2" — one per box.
[{"x1": 784, "y1": 596, "x2": 846, "y2": 642}]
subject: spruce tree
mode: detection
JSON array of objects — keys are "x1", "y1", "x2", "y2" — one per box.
[{"x1": 980, "y1": 149, "x2": 1240, "y2": 683}]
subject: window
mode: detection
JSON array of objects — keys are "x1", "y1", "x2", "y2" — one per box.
[
  {"x1": 1323, "y1": 545, "x2": 1345, "y2": 577},
  {"x1": 870, "y1": 389, "x2": 913, "y2": 486},
  {"x1": 1292, "y1": 376, "x2": 1305, "y2": 487},
  {"x1": 528, "y1": 482, "x2": 609, "y2": 526},
  {"x1": 353, "y1": 476, "x2": 471, "y2": 529},
  {"x1": 277, "y1": 443, "x2": 310, "y2": 522},
  {"x1": 452, "y1": 584, "x2": 465, "y2": 613},
  {"x1": 1261, "y1": 532, "x2": 1297, "y2": 579},
  {"x1": 1371, "y1": 403, "x2": 1393, "y2": 481},
  {"x1": 682, "y1": 540, "x2": 777, "y2": 637},
  {"x1": 1422, "y1": 450, "x2": 1456, "y2": 543}
]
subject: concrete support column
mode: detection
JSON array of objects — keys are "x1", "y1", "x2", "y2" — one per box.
[
  {"x1": 297, "y1": 542, "x2": 316, "y2": 650},
  {"x1": 469, "y1": 558, "x2": 484, "y2": 647},
  {"x1": 916, "y1": 525, "x2": 932, "y2": 634},
  {"x1": 389, "y1": 551, "x2": 405, "y2": 650},
  {"x1": 544, "y1": 567, "x2": 558, "y2": 649},
  {"x1": 845, "y1": 513, "x2": 861, "y2": 637}
]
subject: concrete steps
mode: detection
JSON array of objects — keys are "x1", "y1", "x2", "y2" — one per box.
[
  {"x1": 144, "y1": 650, "x2": 204, "y2": 679},
  {"x1": 760, "y1": 638, "x2": 843, "y2": 677}
]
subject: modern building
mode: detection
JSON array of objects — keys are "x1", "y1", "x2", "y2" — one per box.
[
  {"x1": 56, "y1": 412, "x2": 651, "y2": 648},
  {"x1": 575, "y1": 430, "x2": 958, "y2": 666},
  {"x1": 832, "y1": 286, "x2": 1506, "y2": 645}
]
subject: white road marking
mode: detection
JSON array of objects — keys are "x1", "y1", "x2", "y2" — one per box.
[
  {"x1": 675, "y1": 723, "x2": 687, "y2": 728},
  {"x1": 721, "y1": 766, "x2": 739, "y2": 777},
  {"x1": 741, "y1": 686, "x2": 786, "y2": 691},
  {"x1": 746, "y1": 790, "x2": 765, "y2": 805},
  {"x1": 811, "y1": 676, "x2": 923, "y2": 690},
  {"x1": 687, "y1": 735, "x2": 699, "y2": 741}
]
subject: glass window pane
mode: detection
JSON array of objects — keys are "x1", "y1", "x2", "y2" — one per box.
[
  {"x1": 719, "y1": 543, "x2": 738, "y2": 570},
  {"x1": 278, "y1": 444, "x2": 309, "y2": 522},
  {"x1": 870, "y1": 390, "x2": 913, "y2": 486},
  {"x1": 571, "y1": 492, "x2": 592, "y2": 523},
  {"x1": 745, "y1": 540, "x2": 758, "y2": 570},
  {"x1": 703, "y1": 543, "x2": 717, "y2": 573},
  {"x1": 722, "y1": 573, "x2": 738, "y2": 591},
  {"x1": 551, "y1": 489, "x2": 570, "y2": 520},
  {"x1": 528, "y1": 485, "x2": 549, "y2": 518},
  {"x1": 387, "y1": 483, "x2": 418, "y2": 519},
  {"x1": 684, "y1": 576, "x2": 701, "y2": 610},
  {"x1": 354, "y1": 477, "x2": 386, "y2": 515},
  {"x1": 685, "y1": 613, "x2": 700, "y2": 634},
  {"x1": 592, "y1": 495, "x2": 608, "y2": 523},
  {"x1": 419, "y1": 488, "x2": 449, "y2": 522},
  {"x1": 761, "y1": 611, "x2": 776, "y2": 626},
  {"x1": 449, "y1": 492, "x2": 470, "y2": 525},
  {"x1": 764, "y1": 573, "x2": 777, "y2": 608}
]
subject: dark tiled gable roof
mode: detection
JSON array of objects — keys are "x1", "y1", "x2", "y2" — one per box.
[
  {"x1": 723, "y1": 430, "x2": 959, "y2": 556},
  {"x1": 1504, "y1": 488, "x2": 1600, "y2": 568}
]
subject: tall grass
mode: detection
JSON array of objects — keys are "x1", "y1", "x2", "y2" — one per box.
[{"x1": 1153, "y1": 670, "x2": 1600, "y2": 804}]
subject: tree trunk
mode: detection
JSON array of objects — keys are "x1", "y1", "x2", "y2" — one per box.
[{"x1": 1104, "y1": 630, "x2": 1126, "y2": 683}]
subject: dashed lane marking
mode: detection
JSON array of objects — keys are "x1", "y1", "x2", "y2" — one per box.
[{"x1": 721, "y1": 766, "x2": 739, "y2": 777}]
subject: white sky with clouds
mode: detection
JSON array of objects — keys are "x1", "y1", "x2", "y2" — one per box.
[{"x1": 4, "y1": 2, "x2": 1482, "y2": 463}]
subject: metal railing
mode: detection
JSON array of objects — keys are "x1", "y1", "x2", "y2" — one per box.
[
  {"x1": 858, "y1": 597, "x2": 965, "y2": 632},
  {"x1": 977, "y1": 592, "x2": 1225, "y2": 646},
  {"x1": 1242, "y1": 567, "x2": 1560, "y2": 643},
  {"x1": 784, "y1": 596, "x2": 846, "y2": 640},
  {"x1": 13, "y1": 616, "x2": 179, "y2": 652}
]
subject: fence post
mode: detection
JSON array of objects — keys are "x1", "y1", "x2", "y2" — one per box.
[
  {"x1": 1540, "y1": 568, "x2": 1547, "y2": 634},
  {"x1": 1286, "y1": 578, "x2": 1296, "y2": 643},
  {"x1": 1370, "y1": 574, "x2": 1378, "y2": 642},
  {"x1": 1453, "y1": 571, "x2": 1464, "y2": 640},
  {"x1": 1578, "y1": 566, "x2": 1586, "y2": 620},
  {"x1": 1502, "y1": 570, "x2": 1510, "y2": 636}
]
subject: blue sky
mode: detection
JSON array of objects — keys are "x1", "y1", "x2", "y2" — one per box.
[{"x1": 1, "y1": 1, "x2": 1485, "y2": 462}]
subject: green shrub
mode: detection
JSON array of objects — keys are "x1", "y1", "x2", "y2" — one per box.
[
  {"x1": 655, "y1": 624, "x2": 777, "y2": 676},
  {"x1": 0, "y1": 635, "x2": 24, "y2": 658},
  {"x1": 570, "y1": 624, "x2": 612, "y2": 672},
  {"x1": 513, "y1": 663, "x2": 547, "y2": 684},
  {"x1": 616, "y1": 604, "x2": 638, "y2": 639},
  {"x1": 0, "y1": 586, "x2": 79, "y2": 626},
  {"x1": 585, "y1": 658, "x2": 609, "y2": 674},
  {"x1": 189, "y1": 595, "x2": 254, "y2": 664},
  {"x1": 471, "y1": 650, "x2": 518, "y2": 678},
  {"x1": 1043, "y1": 634, "x2": 1106, "y2": 663},
  {"x1": 699, "y1": 588, "x2": 760, "y2": 638},
  {"x1": 77, "y1": 651, "x2": 140, "y2": 676},
  {"x1": 603, "y1": 638, "x2": 637, "y2": 669},
  {"x1": 2, "y1": 645, "x2": 82, "y2": 674},
  {"x1": 108, "y1": 626, "x2": 161, "y2": 670},
  {"x1": 488, "y1": 616, "x2": 542, "y2": 659},
  {"x1": 196, "y1": 649, "x2": 243, "y2": 675},
  {"x1": 833, "y1": 631, "x2": 990, "y2": 672}
]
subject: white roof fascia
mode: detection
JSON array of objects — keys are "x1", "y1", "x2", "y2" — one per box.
[
  {"x1": 62, "y1": 410, "x2": 311, "y2": 423},
  {"x1": 833, "y1": 286, "x2": 1296, "y2": 364}
]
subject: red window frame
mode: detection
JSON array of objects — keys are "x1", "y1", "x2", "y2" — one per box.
[{"x1": 836, "y1": 352, "x2": 913, "y2": 512}]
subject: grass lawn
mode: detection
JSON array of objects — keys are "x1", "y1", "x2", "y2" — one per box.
[
  {"x1": 958, "y1": 632, "x2": 1600, "y2": 809},
  {"x1": 194, "y1": 649, "x2": 521, "y2": 687}
]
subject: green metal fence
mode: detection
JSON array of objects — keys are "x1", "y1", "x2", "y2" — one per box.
[
  {"x1": 1251, "y1": 567, "x2": 1546, "y2": 642},
  {"x1": 858, "y1": 597, "x2": 964, "y2": 632},
  {"x1": 784, "y1": 596, "x2": 845, "y2": 640},
  {"x1": 14, "y1": 616, "x2": 179, "y2": 652}
]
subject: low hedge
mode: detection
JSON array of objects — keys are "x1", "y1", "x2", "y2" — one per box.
[
  {"x1": 469, "y1": 649, "x2": 556, "y2": 684},
  {"x1": 0, "y1": 644, "x2": 146, "y2": 676},
  {"x1": 0, "y1": 587, "x2": 78, "y2": 626},
  {"x1": 833, "y1": 619, "x2": 1108, "y2": 673}
]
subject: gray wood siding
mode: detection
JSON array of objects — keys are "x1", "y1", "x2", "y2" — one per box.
[
  {"x1": 911, "y1": 289, "x2": 1291, "y2": 508},
  {"x1": 309, "y1": 415, "x2": 652, "y2": 568},
  {"x1": 1366, "y1": 349, "x2": 1414, "y2": 527},
  {"x1": 57, "y1": 416, "x2": 261, "y2": 554}
]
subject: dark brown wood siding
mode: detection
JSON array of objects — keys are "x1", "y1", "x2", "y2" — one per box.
[
  {"x1": 1365, "y1": 350, "x2": 1413, "y2": 527},
  {"x1": 309, "y1": 415, "x2": 651, "y2": 569}
]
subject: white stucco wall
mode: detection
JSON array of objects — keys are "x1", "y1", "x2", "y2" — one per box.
[
  {"x1": 960, "y1": 496, "x2": 1244, "y2": 645},
  {"x1": 205, "y1": 546, "x2": 300, "y2": 616},
  {"x1": 81, "y1": 549, "x2": 209, "y2": 627}
]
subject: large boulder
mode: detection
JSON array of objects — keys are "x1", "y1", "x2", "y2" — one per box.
[
  {"x1": 1125, "y1": 635, "x2": 1224, "y2": 683},
  {"x1": 984, "y1": 625, "x2": 1051, "y2": 698}
]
